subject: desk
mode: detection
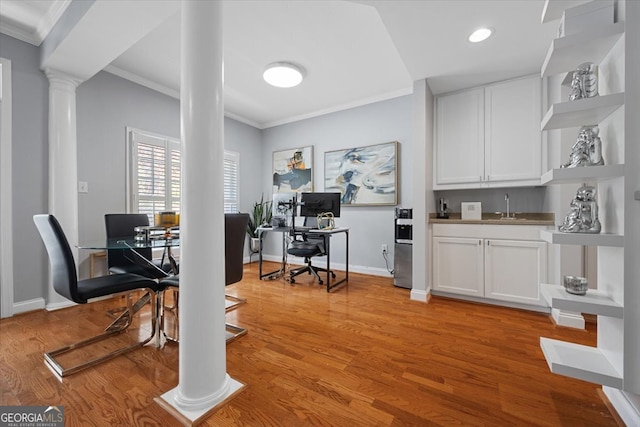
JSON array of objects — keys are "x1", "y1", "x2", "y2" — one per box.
[{"x1": 257, "y1": 226, "x2": 349, "y2": 292}]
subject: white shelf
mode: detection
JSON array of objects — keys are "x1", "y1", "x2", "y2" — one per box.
[
  {"x1": 540, "y1": 283, "x2": 623, "y2": 317},
  {"x1": 541, "y1": 22, "x2": 624, "y2": 76},
  {"x1": 541, "y1": 0, "x2": 591, "y2": 23},
  {"x1": 540, "y1": 164, "x2": 624, "y2": 185},
  {"x1": 540, "y1": 229, "x2": 624, "y2": 247},
  {"x1": 541, "y1": 93, "x2": 624, "y2": 131},
  {"x1": 540, "y1": 337, "x2": 623, "y2": 388}
]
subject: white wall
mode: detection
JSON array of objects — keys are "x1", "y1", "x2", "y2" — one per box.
[{"x1": 261, "y1": 95, "x2": 413, "y2": 275}]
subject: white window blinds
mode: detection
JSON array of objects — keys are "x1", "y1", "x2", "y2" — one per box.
[
  {"x1": 224, "y1": 151, "x2": 239, "y2": 213},
  {"x1": 127, "y1": 128, "x2": 239, "y2": 222}
]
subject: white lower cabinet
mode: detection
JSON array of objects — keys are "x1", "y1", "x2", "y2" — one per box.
[
  {"x1": 433, "y1": 237, "x2": 484, "y2": 297},
  {"x1": 484, "y1": 239, "x2": 547, "y2": 306},
  {"x1": 432, "y1": 224, "x2": 549, "y2": 309}
]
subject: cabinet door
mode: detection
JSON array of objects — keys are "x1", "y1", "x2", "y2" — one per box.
[
  {"x1": 433, "y1": 237, "x2": 484, "y2": 297},
  {"x1": 435, "y1": 88, "x2": 484, "y2": 186},
  {"x1": 484, "y1": 239, "x2": 547, "y2": 306},
  {"x1": 484, "y1": 76, "x2": 542, "y2": 183}
]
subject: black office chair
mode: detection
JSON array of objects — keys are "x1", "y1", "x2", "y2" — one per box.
[
  {"x1": 287, "y1": 217, "x2": 336, "y2": 285},
  {"x1": 33, "y1": 214, "x2": 165, "y2": 377},
  {"x1": 105, "y1": 213, "x2": 173, "y2": 279},
  {"x1": 160, "y1": 213, "x2": 250, "y2": 343}
]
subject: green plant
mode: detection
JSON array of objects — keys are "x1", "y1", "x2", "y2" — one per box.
[{"x1": 247, "y1": 195, "x2": 273, "y2": 238}]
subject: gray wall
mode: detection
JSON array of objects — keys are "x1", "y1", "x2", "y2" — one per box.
[
  {"x1": 0, "y1": 34, "x2": 49, "y2": 303},
  {"x1": 261, "y1": 95, "x2": 413, "y2": 275},
  {"x1": 76, "y1": 71, "x2": 263, "y2": 277}
]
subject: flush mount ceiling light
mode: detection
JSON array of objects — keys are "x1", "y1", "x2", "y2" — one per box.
[
  {"x1": 263, "y1": 62, "x2": 304, "y2": 88},
  {"x1": 468, "y1": 27, "x2": 493, "y2": 43}
]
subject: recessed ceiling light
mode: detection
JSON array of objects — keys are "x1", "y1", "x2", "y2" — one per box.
[
  {"x1": 263, "y1": 62, "x2": 304, "y2": 88},
  {"x1": 468, "y1": 27, "x2": 493, "y2": 43}
]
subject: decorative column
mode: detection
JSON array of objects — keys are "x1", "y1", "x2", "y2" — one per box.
[
  {"x1": 44, "y1": 69, "x2": 81, "y2": 310},
  {"x1": 157, "y1": 1, "x2": 243, "y2": 423}
]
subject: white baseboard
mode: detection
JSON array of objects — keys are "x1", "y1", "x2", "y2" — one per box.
[
  {"x1": 410, "y1": 289, "x2": 429, "y2": 302},
  {"x1": 431, "y1": 291, "x2": 552, "y2": 314},
  {"x1": 45, "y1": 299, "x2": 76, "y2": 311},
  {"x1": 253, "y1": 254, "x2": 393, "y2": 278},
  {"x1": 13, "y1": 298, "x2": 45, "y2": 315},
  {"x1": 603, "y1": 387, "x2": 640, "y2": 427},
  {"x1": 551, "y1": 308, "x2": 585, "y2": 329}
]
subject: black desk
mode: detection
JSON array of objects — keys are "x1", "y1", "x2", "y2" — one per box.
[{"x1": 257, "y1": 226, "x2": 349, "y2": 292}]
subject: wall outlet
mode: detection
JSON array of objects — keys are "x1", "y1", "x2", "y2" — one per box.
[{"x1": 381, "y1": 244, "x2": 388, "y2": 253}]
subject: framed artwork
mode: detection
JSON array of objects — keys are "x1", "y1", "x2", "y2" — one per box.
[
  {"x1": 324, "y1": 141, "x2": 398, "y2": 206},
  {"x1": 272, "y1": 146, "x2": 313, "y2": 193}
]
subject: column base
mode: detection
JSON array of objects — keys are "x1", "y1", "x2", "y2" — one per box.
[
  {"x1": 155, "y1": 376, "x2": 244, "y2": 426},
  {"x1": 550, "y1": 308, "x2": 585, "y2": 329}
]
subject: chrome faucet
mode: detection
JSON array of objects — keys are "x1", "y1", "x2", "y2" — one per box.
[{"x1": 504, "y1": 193, "x2": 510, "y2": 218}]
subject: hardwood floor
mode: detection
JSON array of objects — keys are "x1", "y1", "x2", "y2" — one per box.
[{"x1": 0, "y1": 262, "x2": 617, "y2": 426}]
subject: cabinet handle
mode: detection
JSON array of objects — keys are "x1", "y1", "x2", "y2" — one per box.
[
  {"x1": 479, "y1": 240, "x2": 482, "y2": 245},
  {"x1": 487, "y1": 240, "x2": 490, "y2": 246}
]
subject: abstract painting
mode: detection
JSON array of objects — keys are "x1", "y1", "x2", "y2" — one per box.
[
  {"x1": 324, "y1": 141, "x2": 397, "y2": 206},
  {"x1": 272, "y1": 146, "x2": 313, "y2": 193}
]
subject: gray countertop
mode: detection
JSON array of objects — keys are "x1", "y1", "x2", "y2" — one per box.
[{"x1": 429, "y1": 212, "x2": 555, "y2": 226}]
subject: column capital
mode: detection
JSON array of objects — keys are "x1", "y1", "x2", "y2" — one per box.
[{"x1": 43, "y1": 68, "x2": 83, "y2": 89}]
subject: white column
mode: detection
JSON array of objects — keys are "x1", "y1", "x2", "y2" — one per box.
[
  {"x1": 157, "y1": 1, "x2": 243, "y2": 422},
  {"x1": 44, "y1": 69, "x2": 81, "y2": 310}
]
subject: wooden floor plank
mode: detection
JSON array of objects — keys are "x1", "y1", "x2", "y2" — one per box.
[{"x1": 0, "y1": 261, "x2": 617, "y2": 426}]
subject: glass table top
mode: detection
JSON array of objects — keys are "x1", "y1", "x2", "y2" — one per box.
[{"x1": 77, "y1": 237, "x2": 180, "y2": 250}]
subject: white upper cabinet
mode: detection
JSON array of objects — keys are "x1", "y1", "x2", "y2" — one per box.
[
  {"x1": 434, "y1": 75, "x2": 542, "y2": 189},
  {"x1": 435, "y1": 88, "x2": 484, "y2": 186},
  {"x1": 485, "y1": 76, "x2": 542, "y2": 183}
]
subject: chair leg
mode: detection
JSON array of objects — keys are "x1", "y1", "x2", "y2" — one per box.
[
  {"x1": 161, "y1": 287, "x2": 247, "y2": 344},
  {"x1": 44, "y1": 291, "x2": 159, "y2": 377},
  {"x1": 289, "y1": 259, "x2": 331, "y2": 284}
]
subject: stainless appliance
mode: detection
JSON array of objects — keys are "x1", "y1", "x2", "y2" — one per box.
[
  {"x1": 437, "y1": 198, "x2": 449, "y2": 218},
  {"x1": 394, "y1": 208, "x2": 412, "y2": 289}
]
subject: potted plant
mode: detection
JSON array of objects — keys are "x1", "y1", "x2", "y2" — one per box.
[{"x1": 247, "y1": 195, "x2": 273, "y2": 253}]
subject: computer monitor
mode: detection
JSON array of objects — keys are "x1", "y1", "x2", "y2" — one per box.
[
  {"x1": 271, "y1": 193, "x2": 296, "y2": 226},
  {"x1": 299, "y1": 192, "x2": 341, "y2": 218}
]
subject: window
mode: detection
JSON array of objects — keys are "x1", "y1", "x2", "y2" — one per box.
[{"x1": 127, "y1": 128, "x2": 239, "y2": 225}]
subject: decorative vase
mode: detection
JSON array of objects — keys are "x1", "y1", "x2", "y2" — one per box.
[{"x1": 250, "y1": 237, "x2": 261, "y2": 253}]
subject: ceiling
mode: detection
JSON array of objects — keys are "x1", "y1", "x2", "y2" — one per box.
[{"x1": 1, "y1": 0, "x2": 582, "y2": 129}]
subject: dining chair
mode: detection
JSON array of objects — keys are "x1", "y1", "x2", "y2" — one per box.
[
  {"x1": 104, "y1": 213, "x2": 173, "y2": 279},
  {"x1": 33, "y1": 214, "x2": 165, "y2": 377},
  {"x1": 160, "y1": 213, "x2": 249, "y2": 343}
]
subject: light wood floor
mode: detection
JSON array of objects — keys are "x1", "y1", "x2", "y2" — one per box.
[{"x1": 0, "y1": 262, "x2": 617, "y2": 426}]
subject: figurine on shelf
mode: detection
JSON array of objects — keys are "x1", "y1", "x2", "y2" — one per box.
[
  {"x1": 559, "y1": 185, "x2": 601, "y2": 234},
  {"x1": 568, "y1": 62, "x2": 599, "y2": 101},
  {"x1": 561, "y1": 125, "x2": 605, "y2": 168}
]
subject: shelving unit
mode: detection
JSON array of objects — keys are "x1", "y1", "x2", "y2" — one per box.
[
  {"x1": 540, "y1": 164, "x2": 624, "y2": 185},
  {"x1": 540, "y1": 283, "x2": 623, "y2": 317},
  {"x1": 541, "y1": 0, "x2": 590, "y2": 23},
  {"x1": 540, "y1": 229, "x2": 624, "y2": 247},
  {"x1": 540, "y1": 338, "x2": 623, "y2": 388},
  {"x1": 541, "y1": 93, "x2": 624, "y2": 131},
  {"x1": 537, "y1": 1, "x2": 628, "y2": 394},
  {"x1": 541, "y1": 22, "x2": 624, "y2": 77}
]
